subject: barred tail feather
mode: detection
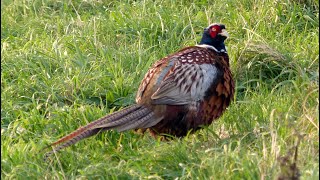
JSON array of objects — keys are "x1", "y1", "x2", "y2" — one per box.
[{"x1": 44, "y1": 104, "x2": 158, "y2": 159}]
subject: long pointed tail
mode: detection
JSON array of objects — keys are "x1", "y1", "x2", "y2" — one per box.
[{"x1": 44, "y1": 104, "x2": 160, "y2": 159}]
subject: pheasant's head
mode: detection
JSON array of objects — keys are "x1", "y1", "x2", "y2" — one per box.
[{"x1": 199, "y1": 23, "x2": 229, "y2": 52}]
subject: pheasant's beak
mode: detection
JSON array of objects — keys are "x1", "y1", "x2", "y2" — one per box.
[{"x1": 218, "y1": 29, "x2": 229, "y2": 38}]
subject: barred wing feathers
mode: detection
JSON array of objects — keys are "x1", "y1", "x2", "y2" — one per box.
[{"x1": 150, "y1": 47, "x2": 223, "y2": 105}]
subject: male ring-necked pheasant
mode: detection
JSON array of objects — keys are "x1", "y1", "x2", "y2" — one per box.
[{"x1": 45, "y1": 23, "x2": 235, "y2": 158}]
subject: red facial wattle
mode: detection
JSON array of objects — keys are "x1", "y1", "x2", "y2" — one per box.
[{"x1": 209, "y1": 25, "x2": 221, "y2": 38}]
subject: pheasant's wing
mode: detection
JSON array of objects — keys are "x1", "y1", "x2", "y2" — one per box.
[{"x1": 151, "y1": 48, "x2": 223, "y2": 105}]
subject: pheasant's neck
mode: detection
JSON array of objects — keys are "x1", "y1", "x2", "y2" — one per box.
[{"x1": 199, "y1": 34, "x2": 227, "y2": 53}]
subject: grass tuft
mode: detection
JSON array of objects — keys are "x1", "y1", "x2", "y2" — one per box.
[{"x1": 235, "y1": 42, "x2": 301, "y2": 90}]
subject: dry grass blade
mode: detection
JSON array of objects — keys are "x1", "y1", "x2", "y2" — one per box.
[{"x1": 277, "y1": 132, "x2": 304, "y2": 180}]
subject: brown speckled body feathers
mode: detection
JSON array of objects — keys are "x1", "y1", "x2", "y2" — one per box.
[
  {"x1": 136, "y1": 46, "x2": 234, "y2": 137},
  {"x1": 44, "y1": 23, "x2": 234, "y2": 158}
]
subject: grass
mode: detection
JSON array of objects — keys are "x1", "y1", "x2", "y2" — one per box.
[{"x1": 1, "y1": 0, "x2": 318, "y2": 179}]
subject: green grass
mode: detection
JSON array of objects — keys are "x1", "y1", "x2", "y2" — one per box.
[{"x1": 1, "y1": 0, "x2": 318, "y2": 179}]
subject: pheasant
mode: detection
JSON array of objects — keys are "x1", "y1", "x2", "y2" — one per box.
[{"x1": 45, "y1": 23, "x2": 235, "y2": 158}]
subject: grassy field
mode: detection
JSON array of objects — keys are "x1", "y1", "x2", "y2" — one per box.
[{"x1": 1, "y1": 0, "x2": 319, "y2": 179}]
